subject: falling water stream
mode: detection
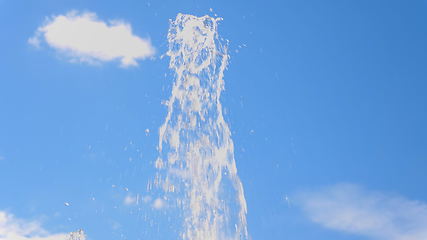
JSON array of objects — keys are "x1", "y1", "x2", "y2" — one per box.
[{"x1": 153, "y1": 13, "x2": 249, "y2": 240}]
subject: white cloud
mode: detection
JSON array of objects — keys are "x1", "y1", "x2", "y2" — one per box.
[
  {"x1": 29, "y1": 11, "x2": 155, "y2": 67},
  {"x1": 297, "y1": 184, "x2": 427, "y2": 240},
  {"x1": 27, "y1": 37, "x2": 41, "y2": 49},
  {"x1": 0, "y1": 211, "x2": 68, "y2": 240}
]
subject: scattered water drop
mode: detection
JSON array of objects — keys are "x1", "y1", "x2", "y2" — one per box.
[{"x1": 67, "y1": 229, "x2": 86, "y2": 240}]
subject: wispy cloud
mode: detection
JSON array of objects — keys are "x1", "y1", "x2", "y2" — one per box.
[
  {"x1": 296, "y1": 184, "x2": 427, "y2": 240},
  {"x1": 29, "y1": 11, "x2": 155, "y2": 67},
  {"x1": 0, "y1": 211, "x2": 68, "y2": 240}
]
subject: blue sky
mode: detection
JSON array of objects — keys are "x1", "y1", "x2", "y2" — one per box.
[{"x1": 1, "y1": 0, "x2": 427, "y2": 240}]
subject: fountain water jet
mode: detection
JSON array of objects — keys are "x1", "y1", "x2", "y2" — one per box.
[{"x1": 154, "y1": 13, "x2": 248, "y2": 240}]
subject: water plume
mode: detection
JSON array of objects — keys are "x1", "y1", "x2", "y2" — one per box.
[{"x1": 154, "y1": 13, "x2": 248, "y2": 240}]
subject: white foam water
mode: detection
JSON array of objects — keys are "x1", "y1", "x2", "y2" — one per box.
[
  {"x1": 154, "y1": 13, "x2": 248, "y2": 240},
  {"x1": 67, "y1": 230, "x2": 86, "y2": 240}
]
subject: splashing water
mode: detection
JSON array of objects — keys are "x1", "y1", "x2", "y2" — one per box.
[
  {"x1": 154, "y1": 14, "x2": 248, "y2": 240},
  {"x1": 67, "y1": 230, "x2": 86, "y2": 240}
]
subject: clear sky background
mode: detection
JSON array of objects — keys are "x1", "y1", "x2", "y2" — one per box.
[{"x1": 1, "y1": 0, "x2": 427, "y2": 240}]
